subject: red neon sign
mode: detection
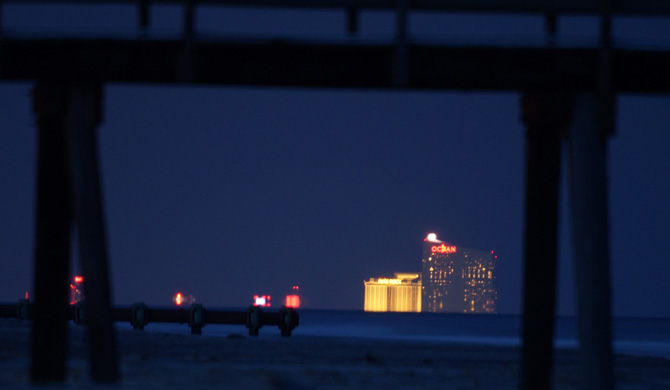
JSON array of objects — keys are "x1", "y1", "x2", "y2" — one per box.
[
  {"x1": 74, "y1": 276, "x2": 84, "y2": 284},
  {"x1": 431, "y1": 244, "x2": 457, "y2": 254}
]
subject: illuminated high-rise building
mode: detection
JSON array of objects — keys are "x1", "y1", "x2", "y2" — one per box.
[
  {"x1": 422, "y1": 233, "x2": 497, "y2": 313},
  {"x1": 364, "y1": 273, "x2": 422, "y2": 312}
]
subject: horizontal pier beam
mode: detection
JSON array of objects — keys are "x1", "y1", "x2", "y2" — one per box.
[
  {"x1": 0, "y1": 303, "x2": 298, "y2": 336},
  {"x1": 0, "y1": 304, "x2": 18, "y2": 318},
  {"x1": 2, "y1": 38, "x2": 670, "y2": 93},
  {"x1": 3, "y1": 0, "x2": 670, "y2": 15}
]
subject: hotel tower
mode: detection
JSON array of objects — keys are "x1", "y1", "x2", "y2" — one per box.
[{"x1": 422, "y1": 233, "x2": 497, "y2": 313}]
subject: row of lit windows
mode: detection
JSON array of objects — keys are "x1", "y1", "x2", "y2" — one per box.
[
  {"x1": 465, "y1": 279, "x2": 493, "y2": 287},
  {"x1": 425, "y1": 280, "x2": 452, "y2": 286},
  {"x1": 423, "y1": 289, "x2": 497, "y2": 313},
  {"x1": 464, "y1": 288, "x2": 497, "y2": 294},
  {"x1": 463, "y1": 296, "x2": 497, "y2": 312},
  {"x1": 421, "y1": 250, "x2": 498, "y2": 313},
  {"x1": 462, "y1": 271, "x2": 494, "y2": 280},
  {"x1": 462, "y1": 264, "x2": 494, "y2": 277}
]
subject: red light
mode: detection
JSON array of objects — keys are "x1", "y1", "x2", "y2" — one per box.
[
  {"x1": 70, "y1": 279, "x2": 83, "y2": 305},
  {"x1": 491, "y1": 250, "x2": 494, "y2": 254},
  {"x1": 285, "y1": 294, "x2": 300, "y2": 308},
  {"x1": 174, "y1": 292, "x2": 184, "y2": 306},
  {"x1": 431, "y1": 244, "x2": 457, "y2": 254}
]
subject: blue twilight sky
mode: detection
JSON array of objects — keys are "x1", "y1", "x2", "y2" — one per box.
[{"x1": 1, "y1": 4, "x2": 669, "y2": 316}]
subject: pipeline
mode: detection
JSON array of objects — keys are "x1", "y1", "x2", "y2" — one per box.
[{"x1": 0, "y1": 300, "x2": 298, "y2": 337}]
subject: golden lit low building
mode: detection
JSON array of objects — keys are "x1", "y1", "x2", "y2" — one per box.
[
  {"x1": 364, "y1": 281, "x2": 389, "y2": 312},
  {"x1": 364, "y1": 273, "x2": 422, "y2": 312}
]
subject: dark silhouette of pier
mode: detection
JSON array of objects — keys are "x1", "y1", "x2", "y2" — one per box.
[{"x1": 2, "y1": 0, "x2": 669, "y2": 389}]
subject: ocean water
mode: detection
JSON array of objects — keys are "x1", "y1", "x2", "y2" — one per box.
[{"x1": 125, "y1": 310, "x2": 670, "y2": 359}]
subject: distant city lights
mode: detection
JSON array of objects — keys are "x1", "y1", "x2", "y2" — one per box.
[
  {"x1": 173, "y1": 292, "x2": 195, "y2": 306},
  {"x1": 254, "y1": 295, "x2": 271, "y2": 307},
  {"x1": 70, "y1": 275, "x2": 84, "y2": 305},
  {"x1": 285, "y1": 285, "x2": 301, "y2": 308},
  {"x1": 423, "y1": 236, "x2": 497, "y2": 313},
  {"x1": 285, "y1": 295, "x2": 300, "y2": 308},
  {"x1": 365, "y1": 235, "x2": 498, "y2": 313}
]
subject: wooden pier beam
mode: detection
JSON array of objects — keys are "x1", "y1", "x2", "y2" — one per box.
[
  {"x1": 568, "y1": 93, "x2": 614, "y2": 390},
  {"x1": 30, "y1": 82, "x2": 73, "y2": 384},
  {"x1": 67, "y1": 83, "x2": 119, "y2": 382},
  {"x1": 518, "y1": 91, "x2": 571, "y2": 390},
  {"x1": 30, "y1": 82, "x2": 119, "y2": 383}
]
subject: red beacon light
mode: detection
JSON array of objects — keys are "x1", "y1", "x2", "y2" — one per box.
[
  {"x1": 174, "y1": 292, "x2": 184, "y2": 306},
  {"x1": 284, "y1": 285, "x2": 301, "y2": 308},
  {"x1": 172, "y1": 292, "x2": 195, "y2": 306},
  {"x1": 70, "y1": 276, "x2": 84, "y2": 305}
]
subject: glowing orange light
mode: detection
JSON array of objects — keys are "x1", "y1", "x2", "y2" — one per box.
[
  {"x1": 69, "y1": 275, "x2": 84, "y2": 305},
  {"x1": 285, "y1": 294, "x2": 300, "y2": 308},
  {"x1": 174, "y1": 292, "x2": 184, "y2": 306},
  {"x1": 431, "y1": 244, "x2": 457, "y2": 254}
]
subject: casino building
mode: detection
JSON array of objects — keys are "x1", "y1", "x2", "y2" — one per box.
[
  {"x1": 364, "y1": 272, "x2": 422, "y2": 312},
  {"x1": 422, "y1": 233, "x2": 497, "y2": 313}
]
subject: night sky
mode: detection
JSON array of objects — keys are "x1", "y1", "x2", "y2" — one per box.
[{"x1": 1, "y1": 4, "x2": 669, "y2": 317}]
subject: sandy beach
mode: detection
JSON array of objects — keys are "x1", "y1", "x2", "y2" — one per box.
[{"x1": 1, "y1": 318, "x2": 669, "y2": 389}]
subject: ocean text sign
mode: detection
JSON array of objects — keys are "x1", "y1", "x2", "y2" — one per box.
[{"x1": 431, "y1": 244, "x2": 457, "y2": 254}]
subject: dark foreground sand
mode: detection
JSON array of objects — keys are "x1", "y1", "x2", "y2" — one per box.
[{"x1": 1, "y1": 318, "x2": 669, "y2": 389}]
